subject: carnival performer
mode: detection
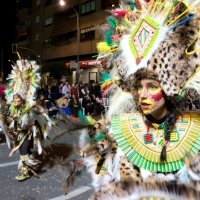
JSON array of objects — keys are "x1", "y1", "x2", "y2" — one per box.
[
  {"x1": 54, "y1": 0, "x2": 200, "y2": 199},
  {"x1": 0, "y1": 59, "x2": 53, "y2": 181}
]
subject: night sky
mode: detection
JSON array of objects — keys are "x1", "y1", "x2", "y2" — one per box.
[{"x1": 0, "y1": 0, "x2": 17, "y2": 79}]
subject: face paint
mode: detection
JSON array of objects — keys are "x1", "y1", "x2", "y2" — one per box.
[
  {"x1": 148, "y1": 86, "x2": 163, "y2": 102},
  {"x1": 137, "y1": 79, "x2": 166, "y2": 116},
  {"x1": 14, "y1": 96, "x2": 22, "y2": 106}
]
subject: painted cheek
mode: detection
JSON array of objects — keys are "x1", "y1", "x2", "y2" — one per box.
[
  {"x1": 148, "y1": 88, "x2": 163, "y2": 102},
  {"x1": 137, "y1": 89, "x2": 142, "y2": 98}
]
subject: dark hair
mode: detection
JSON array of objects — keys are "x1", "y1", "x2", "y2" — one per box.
[{"x1": 160, "y1": 98, "x2": 177, "y2": 162}]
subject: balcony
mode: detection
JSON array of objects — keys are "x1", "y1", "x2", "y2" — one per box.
[
  {"x1": 17, "y1": 40, "x2": 30, "y2": 47},
  {"x1": 18, "y1": 7, "x2": 32, "y2": 21},
  {"x1": 18, "y1": 24, "x2": 29, "y2": 35}
]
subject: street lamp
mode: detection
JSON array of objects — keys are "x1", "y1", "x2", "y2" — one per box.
[{"x1": 59, "y1": 0, "x2": 80, "y2": 83}]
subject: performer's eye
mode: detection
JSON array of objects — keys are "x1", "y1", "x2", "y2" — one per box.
[
  {"x1": 148, "y1": 84, "x2": 158, "y2": 90},
  {"x1": 137, "y1": 85, "x2": 142, "y2": 90}
]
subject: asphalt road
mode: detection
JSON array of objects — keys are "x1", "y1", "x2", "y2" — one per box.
[{"x1": 0, "y1": 117, "x2": 100, "y2": 200}]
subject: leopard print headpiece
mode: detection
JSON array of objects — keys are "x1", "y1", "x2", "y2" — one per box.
[{"x1": 97, "y1": 0, "x2": 200, "y2": 99}]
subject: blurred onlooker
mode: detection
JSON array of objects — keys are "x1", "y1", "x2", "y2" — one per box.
[
  {"x1": 57, "y1": 94, "x2": 71, "y2": 116},
  {"x1": 89, "y1": 81, "x2": 96, "y2": 97},
  {"x1": 95, "y1": 82, "x2": 101, "y2": 98},
  {"x1": 95, "y1": 96, "x2": 105, "y2": 115},
  {"x1": 82, "y1": 93, "x2": 94, "y2": 116},
  {"x1": 69, "y1": 94, "x2": 80, "y2": 117},
  {"x1": 36, "y1": 94, "x2": 46, "y2": 108},
  {"x1": 51, "y1": 82, "x2": 59, "y2": 100},
  {"x1": 78, "y1": 82, "x2": 84, "y2": 98},
  {"x1": 81, "y1": 83, "x2": 89, "y2": 97},
  {"x1": 62, "y1": 80, "x2": 71, "y2": 99},
  {"x1": 45, "y1": 85, "x2": 52, "y2": 99},
  {"x1": 46, "y1": 98, "x2": 58, "y2": 118},
  {"x1": 58, "y1": 82, "x2": 64, "y2": 98},
  {"x1": 71, "y1": 83, "x2": 80, "y2": 99}
]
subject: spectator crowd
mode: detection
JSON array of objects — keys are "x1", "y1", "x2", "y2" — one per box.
[{"x1": 35, "y1": 80, "x2": 105, "y2": 118}]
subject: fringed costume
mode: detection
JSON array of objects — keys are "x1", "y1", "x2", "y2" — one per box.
[
  {"x1": 0, "y1": 59, "x2": 53, "y2": 181},
  {"x1": 54, "y1": 0, "x2": 200, "y2": 199}
]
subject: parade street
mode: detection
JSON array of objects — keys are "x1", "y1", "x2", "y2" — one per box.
[{"x1": 0, "y1": 118, "x2": 97, "y2": 200}]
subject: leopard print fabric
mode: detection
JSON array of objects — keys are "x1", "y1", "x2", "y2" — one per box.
[
  {"x1": 112, "y1": 3, "x2": 200, "y2": 98},
  {"x1": 88, "y1": 151, "x2": 200, "y2": 200}
]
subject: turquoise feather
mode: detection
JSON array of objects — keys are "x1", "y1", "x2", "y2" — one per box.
[
  {"x1": 105, "y1": 30, "x2": 113, "y2": 46},
  {"x1": 78, "y1": 109, "x2": 87, "y2": 122},
  {"x1": 100, "y1": 73, "x2": 111, "y2": 83},
  {"x1": 107, "y1": 16, "x2": 117, "y2": 29},
  {"x1": 78, "y1": 109, "x2": 90, "y2": 125},
  {"x1": 87, "y1": 133, "x2": 105, "y2": 141},
  {"x1": 130, "y1": 2, "x2": 136, "y2": 10}
]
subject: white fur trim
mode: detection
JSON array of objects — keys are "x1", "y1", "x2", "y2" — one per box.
[
  {"x1": 188, "y1": 169, "x2": 200, "y2": 181},
  {"x1": 175, "y1": 166, "x2": 189, "y2": 183},
  {"x1": 140, "y1": 168, "x2": 152, "y2": 179},
  {"x1": 120, "y1": 26, "x2": 168, "y2": 77}
]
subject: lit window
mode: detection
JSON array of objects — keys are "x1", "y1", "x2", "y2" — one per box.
[
  {"x1": 80, "y1": 26, "x2": 95, "y2": 41},
  {"x1": 81, "y1": 0, "x2": 95, "y2": 15},
  {"x1": 35, "y1": 33, "x2": 39, "y2": 41},
  {"x1": 36, "y1": 0, "x2": 40, "y2": 5},
  {"x1": 36, "y1": 15, "x2": 40, "y2": 23},
  {"x1": 45, "y1": 17, "x2": 52, "y2": 27},
  {"x1": 44, "y1": 38, "x2": 52, "y2": 48}
]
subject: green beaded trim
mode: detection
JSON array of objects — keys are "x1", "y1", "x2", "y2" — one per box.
[{"x1": 129, "y1": 16, "x2": 160, "y2": 59}]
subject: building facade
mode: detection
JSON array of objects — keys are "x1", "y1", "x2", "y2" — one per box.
[{"x1": 16, "y1": 0, "x2": 119, "y2": 84}]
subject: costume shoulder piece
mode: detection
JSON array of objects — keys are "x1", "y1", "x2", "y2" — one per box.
[{"x1": 112, "y1": 112, "x2": 200, "y2": 172}]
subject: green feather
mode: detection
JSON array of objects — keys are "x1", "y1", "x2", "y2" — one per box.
[
  {"x1": 87, "y1": 133, "x2": 105, "y2": 141},
  {"x1": 8, "y1": 90, "x2": 13, "y2": 95},
  {"x1": 78, "y1": 109, "x2": 86, "y2": 121},
  {"x1": 31, "y1": 83, "x2": 36, "y2": 88},
  {"x1": 100, "y1": 73, "x2": 111, "y2": 83},
  {"x1": 130, "y1": 2, "x2": 136, "y2": 10},
  {"x1": 78, "y1": 109, "x2": 90, "y2": 125},
  {"x1": 107, "y1": 16, "x2": 117, "y2": 29},
  {"x1": 105, "y1": 30, "x2": 113, "y2": 46}
]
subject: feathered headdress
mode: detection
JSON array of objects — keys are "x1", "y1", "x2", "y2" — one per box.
[
  {"x1": 5, "y1": 59, "x2": 41, "y2": 106},
  {"x1": 96, "y1": 0, "x2": 200, "y2": 119}
]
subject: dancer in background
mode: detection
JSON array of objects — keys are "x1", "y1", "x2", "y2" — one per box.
[{"x1": 0, "y1": 59, "x2": 52, "y2": 181}]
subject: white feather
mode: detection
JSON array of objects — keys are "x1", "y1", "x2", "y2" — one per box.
[
  {"x1": 32, "y1": 126, "x2": 37, "y2": 138},
  {"x1": 106, "y1": 87, "x2": 136, "y2": 121},
  {"x1": 21, "y1": 114, "x2": 29, "y2": 129},
  {"x1": 37, "y1": 140, "x2": 42, "y2": 155},
  {"x1": 18, "y1": 160, "x2": 23, "y2": 170},
  {"x1": 109, "y1": 65, "x2": 120, "y2": 80},
  {"x1": 0, "y1": 121, "x2": 11, "y2": 148}
]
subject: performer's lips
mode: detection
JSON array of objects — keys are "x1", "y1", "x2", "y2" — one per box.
[{"x1": 140, "y1": 102, "x2": 151, "y2": 108}]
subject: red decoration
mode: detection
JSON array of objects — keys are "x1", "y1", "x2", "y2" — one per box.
[
  {"x1": 110, "y1": 9, "x2": 127, "y2": 18},
  {"x1": 135, "y1": 0, "x2": 142, "y2": 10},
  {"x1": 145, "y1": 134, "x2": 153, "y2": 142}
]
